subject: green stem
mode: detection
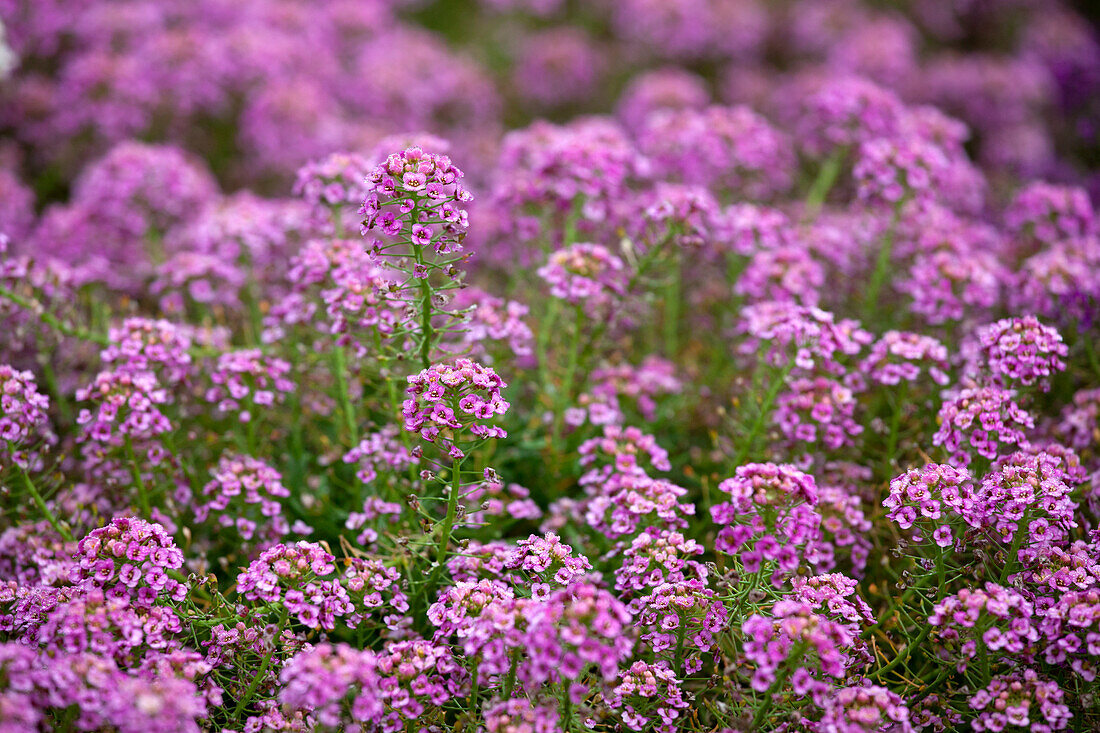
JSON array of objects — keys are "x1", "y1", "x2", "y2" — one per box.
[
  {"x1": 663, "y1": 254, "x2": 681, "y2": 358},
  {"x1": 732, "y1": 360, "x2": 794, "y2": 467},
  {"x1": 563, "y1": 196, "x2": 583, "y2": 246},
  {"x1": 125, "y1": 436, "x2": 151, "y2": 516},
  {"x1": 549, "y1": 306, "x2": 585, "y2": 470},
  {"x1": 0, "y1": 284, "x2": 110, "y2": 346},
  {"x1": 862, "y1": 569, "x2": 939, "y2": 639},
  {"x1": 751, "y1": 641, "x2": 806, "y2": 728},
  {"x1": 38, "y1": 359, "x2": 71, "y2": 425},
  {"x1": 1000, "y1": 510, "x2": 1032, "y2": 584},
  {"x1": 804, "y1": 147, "x2": 847, "y2": 217},
  {"x1": 412, "y1": 239, "x2": 435, "y2": 369},
  {"x1": 536, "y1": 298, "x2": 561, "y2": 398},
  {"x1": 245, "y1": 397, "x2": 259, "y2": 456},
  {"x1": 468, "y1": 669, "x2": 480, "y2": 719},
  {"x1": 502, "y1": 655, "x2": 518, "y2": 699},
  {"x1": 560, "y1": 679, "x2": 574, "y2": 732},
  {"x1": 232, "y1": 607, "x2": 288, "y2": 718},
  {"x1": 913, "y1": 666, "x2": 952, "y2": 704},
  {"x1": 166, "y1": 568, "x2": 212, "y2": 602},
  {"x1": 1082, "y1": 333, "x2": 1100, "y2": 381},
  {"x1": 869, "y1": 622, "x2": 932, "y2": 682},
  {"x1": 332, "y1": 346, "x2": 358, "y2": 443},
  {"x1": 20, "y1": 469, "x2": 72, "y2": 541},
  {"x1": 862, "y1": 201, "x2": 903, "y2": 321},
  {"x1": 883, "y1": 382, "x2": 908, "y2": 475},
  {"x1": 435, "y1": 457, "x2": 463, "y2": 566},
  {"x1": 388, "y1": 377, "x2": 419, "y2": 491}
]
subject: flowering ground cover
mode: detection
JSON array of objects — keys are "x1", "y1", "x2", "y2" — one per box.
[{"x1": 1, "y1": 0, "x2": 1100, "y2": 731}]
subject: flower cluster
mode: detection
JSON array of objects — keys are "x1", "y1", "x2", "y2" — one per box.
[
  {"x1": 503, "y1": 532, "x2": 593, "y2": 595},
  {"x1": 811, "y1": 482, "x2": 874, "y2": 576},
  {"x1": 361, "y1": 147, "x2": 471, "y2": 258},
  {"x1": 741, "y1": 601, "x2": 858, "y2": 700},
  {"x1": 278, "y1": 642, "x2": 381, "y2": 729},
  {"x1": 236, "y1": 542, "x2": 352, "y2": 630},
  {"x1": 446, "y1": 288, "x2": 535, "y2": 363},
  {"x1": 100, "y1": 318, "x2": 194, "y2": 386},
  {"x1": 0, "y1": 644, "x2": 211, "y2": 732},
  {"x1": 402, "y1": 358, "x2": 510, "y2": 453},
  {"x1": 344, "y1": 497, "x2": 404, "y2": 547},
  {"x1": 342, "y1": 426, "x2": 418, "y2": 486},
  {"x1": 884, "y1": 463, "x2": 978, "y2": 546},
  {"x1": 194, "y1": 454, "x2": 291, "y2": 542},
  {"x1": 588, "y1": 358, "x2": 682, "y2": 423},
  {"x1": 901, "y1": 248, "x2": 1003, "y2": 326},
  {"x1": 853, "y1": 134, "x2": 950, "y2": 206},
  {"x1": 482, "y1": 697, "x2": 560, "y2": 733},
  {"x1": 975, "y1": 452, "x2": 1078, "y2": 556},
  {"x1": 635, "y1": 579, "x2": 728, "y2": 674},
  {"x1": 584, "y1": 474, "x2": 695, "y2": 540},
  {"x1": 1006, "y1": 182, "x2": 1095, "y2": 247},
  {"x1": 774, "y1": 376, "x2": 863, "y2": 451},
  {"x1": 607, "y1": 661, "x2": 690, "y2": 733},
  {"x1": 266, "y1": 237, "x2": 407, "y2": 358},
  {"x1": 710, "y1": 463, "x2": 820, "y2": 582},
  {"x1": 537, "y1": 243, "x2": 627, "y2": 316},
  {"x1": 76, "y1": 370, "x2": 172, "y2": 446},
  {"x1": 521, "y1": 582, "x2": 635, "y2": 687},
  {"x1": 293, "y1": 152, "x2": 374, "y2": 218},
  {"x1": 578, "y1": 425, "x2": 671, "y2": 486},
  {"x1": 736, "y1": 243, "x2": 826, "y2": 307},
  {"x1": 33, "y1": 586, "x2": 184, "y2": 665},
  {"x1": 740, "y1": 302, "x2": 871, "y2": 376},
  {"x1": 0, "y1": 364, "x2": 54, "y2": 471},
  {"x1": 858, "y1": 331, "x2": 950, "y2": 386},
  {"x1": 929, "y1": 584, "x2": 1039, "y2": 671},
  {"x1": 72, "y1": 517, "x2": 188, "y2": 607},
  {"x1": 790, "y1": 574, "x2": 875, "y2": 633},
  {"x1": 797, "y1": 77, "x2": 904, "y2": 157},
  {"x1": 150, "y1": 252, "x2": 247, "y2": 318},
  {"x1": 341, "y1": 558, "x2": 409, "y2": 633},
  {"x1": 1058, "y1": 387, "x2": 1100, "y2": 452},
  {"x1": 614, "y1": 527, "x2": 706, "y2": 597},
  {"x1": 974, "y1": 316, "x2": 1068, "y2": 390},
  {"x1": 206, "y1": 349, "x2": 294, "y2": 424},
  {"x1": 490, "y1": 119, "x2": 641, "y2": 249},
  {"x1": 968, "y1": 669, "x2": 1072, "y2": 732},
  {"x1": 932, "y1": 386, "x2": 1035, "y2": 465},
  {"x1": 638, "y1": 105, "x2": 794, "y2": 198},
  {"x1": 616, "y1": 68, "x2": 709, "y2": 132},
  {"x1": 817, "y1": 683, "x2": 912, "y2": 733},
  {"x1": 280, "y1": 638, "x2": 467, "y2": 732}
]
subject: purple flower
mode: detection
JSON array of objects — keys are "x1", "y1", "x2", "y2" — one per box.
[
  {"x1": 974, "y1": 316, "x2": 1068, "y2": 391},
  {"x1": 818, "y1": 682, "x2": 912, "y2": 732},
  {"x1": 930, "y1": 584, "x2": 1039, "y2": 671},
  {"x1": 0, "y1": 364, "x2": 55, "y2": 471},
  {"x1": 537, "y1": 243, "x2": 627, "y2": 317},
  {"x1": 932, "y1": 386, "x2": 1034, "y2": 466},
  {"x1": 639, "y1": 105, "x2": 794, "y2": 198},
  {"x1": 361, "y1": 147, "x2": 471, "y2": 257},
  {"x1": 607, "y1": 660, "x2": 689, "y2": 733},
  {"x1": 711, "y1": 463, "x2": 821, "y2": 585},
  {"x1": 402, "y1": 359, "x2": 509, "y2": 451},
  {"x1": 72, "y1": 517, "x2": 187, "y2": 607},
  {"x1": 968, "y1": 669, "x2": 1071, "y2": 732}
]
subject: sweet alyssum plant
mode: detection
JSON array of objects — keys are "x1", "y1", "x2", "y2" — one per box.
[{"x1": 1, "y1": 67, "x2": 1100, "y2": 733}]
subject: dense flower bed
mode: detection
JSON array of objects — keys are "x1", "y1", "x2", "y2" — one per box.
[{"x1": 1, "y1": 0, "x2": 1100, "y2": 731}]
